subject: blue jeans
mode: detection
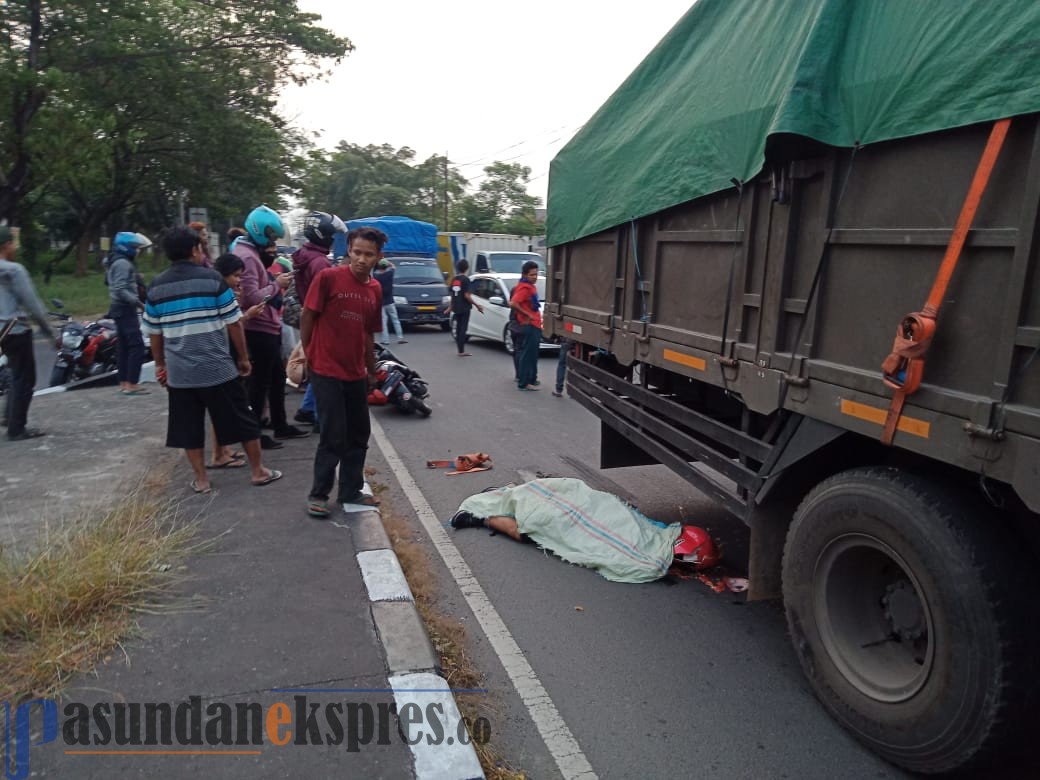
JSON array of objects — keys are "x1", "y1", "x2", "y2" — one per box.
[
  {"x1": 555, "y1": 339, "x2": 571, "y2": 392},
  {"x1": 517, "y1": 325, "x2": 541, "y2": 388},
  {"x1": 111, "y1": 303, "x2": 144, "y2": 385},
  {"x1": 381, "y1": 303, "x2": 403, "y2": 343},
  {"x1": 300, "y1": 382, "x2": 316, "y2": 414}
]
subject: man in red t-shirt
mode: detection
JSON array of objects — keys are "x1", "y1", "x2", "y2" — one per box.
[
  {"x1": 509, "y1": 260, "x2": 543, "y2": 390},
  {"x1": 300, "y1": 226, "x2": 386, "y2": 518}
]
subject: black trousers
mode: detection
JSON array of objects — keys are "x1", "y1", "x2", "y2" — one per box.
[
  {"x1": 111, "y1": 303, "x2": 144, "y2": 384},
  {"x1": 1, "y1": 330, "x2": 36, "y2": 437},
  {"x1": 244, "y1": 329, "x2": 287, "y2": 432},
  {"x1": 309, "y1": 372, "x2": 370, "y2": 504},
  {"x1": 454, "y1": 310, "x2": 470, "y2": 353}
]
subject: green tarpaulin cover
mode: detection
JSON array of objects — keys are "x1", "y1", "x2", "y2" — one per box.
[{"x1": 547, "y1": 0, "x2": 1040, "y2": 246}]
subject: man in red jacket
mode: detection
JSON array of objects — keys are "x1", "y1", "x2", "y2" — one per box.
[{"x1": 300, "y1": 226, "x2": 385, "y2": 518}]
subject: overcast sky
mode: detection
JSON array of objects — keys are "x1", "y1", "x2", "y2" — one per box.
[{"x1": 279, "y1": 1, "x2": 694, "y2": 205}]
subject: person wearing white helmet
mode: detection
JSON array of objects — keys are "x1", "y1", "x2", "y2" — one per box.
[{"x1": 103, "y1": 231, "x2": 152, "y2": 395}]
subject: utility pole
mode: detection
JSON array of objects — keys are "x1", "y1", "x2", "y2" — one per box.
[{"x1": 443, "y1": 152, "x2": 449, "y2": 230}]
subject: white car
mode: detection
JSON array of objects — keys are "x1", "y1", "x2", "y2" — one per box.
[{"x1": 449, "y1": 272, "x2": 559, "y2": 354}]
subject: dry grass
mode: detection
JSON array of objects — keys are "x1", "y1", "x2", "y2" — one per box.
[
  {"x1": 0, "y1": 473, "x2": 200, "y2": 703},
  {"x1": 373, "y1": 479, "x2": 526, "y2": 780}
]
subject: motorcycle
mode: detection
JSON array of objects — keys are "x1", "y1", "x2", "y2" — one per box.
[
  {"x1": 367, "y1": 345, "x2": 432, "y2": 417},
  {"x1": 49, "y1": 300, "x2": 120, "y2": 387}
]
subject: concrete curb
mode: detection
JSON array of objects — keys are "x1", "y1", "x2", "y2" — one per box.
[{"x1": 351, "y1": 508, "x2": 484, "y2": 780}]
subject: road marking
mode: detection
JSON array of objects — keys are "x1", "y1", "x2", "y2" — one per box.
[
  {"x1": 357, "y1": 549, "x2": 413, "y2": 602},
  {"x1": 371, "y1": 418, "x2": 598, "y2": 780}
]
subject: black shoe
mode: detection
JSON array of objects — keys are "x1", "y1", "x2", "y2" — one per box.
[
  {"x1": 294, "y1": 410, "x2": 316, "y2": 425},
  {"x1": 274, "y1": 425, "x2": 309, "y2": 439},
  {"x1": 260, "y1": 434, "x2": 284, "y2": 450},
  {"x1": 7, "y1": 427, "x2": 46, "y2": 441},
  {"x1": 450, "y1": 510, "x2": 484, "y2": 530}
]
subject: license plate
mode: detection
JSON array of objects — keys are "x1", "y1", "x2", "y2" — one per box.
[{"x1": 416, "y1": 305, "x2": 436, "y2": 311}]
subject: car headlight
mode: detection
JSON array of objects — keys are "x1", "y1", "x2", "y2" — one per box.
[
  {"x1": 441, "y1": 296, "x2": 451, "y2": 306},
  {"x1": 393, "y1": 296, "x2": 407, "y2": 305}
]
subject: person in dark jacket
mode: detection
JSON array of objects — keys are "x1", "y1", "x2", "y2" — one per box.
[
  {"x1": 373, "y1": 259, "x2": 406, "y2": 345},
  {"x1": 103, "y1": 231, "x2": 152, "y2": 395},
  {"x1": 291, "y1": 211, "x2": 346, "y2": 426}
]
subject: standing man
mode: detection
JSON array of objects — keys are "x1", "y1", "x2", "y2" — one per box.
[
  {"x1": 233, "y1": 204, "x2": 308, "y2": 448},
  {"x1": 373, "y1": 258, "x2": 406, "y2": 346},
  {"x1": 103, "y1": 231, "x2": 152, "y2": 395},
  {"x1": 446, "y1": 259, "x2": 483, "y2": 357},
  {"x1": 510, "y1": 260, "x2": 542, "y2": 390},
  {"x1": 300, "y1": 226, "x2": 385, "y2": 518},
  {"x1": 0, "y1": 226, "x2": 58, "y2": 440},
  {"x1": 143, "y1": 226, "x2": 281, "y2": 492},
  {"x1": 292, "y1": 211, "x2": 345, "y2": 425}
]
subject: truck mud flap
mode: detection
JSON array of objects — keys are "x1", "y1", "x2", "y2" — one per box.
[{"x1": 568, "y1": 358, "x2": 774, "y2": 518}]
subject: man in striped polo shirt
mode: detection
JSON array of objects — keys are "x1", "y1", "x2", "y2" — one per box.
[{"x1": 143, "y1": 226, "x2": 282, "y2": 493}]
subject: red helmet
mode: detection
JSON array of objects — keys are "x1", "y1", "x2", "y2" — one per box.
[{"x1": 673, "y1": 525, "x2": 719, "y2": 570}]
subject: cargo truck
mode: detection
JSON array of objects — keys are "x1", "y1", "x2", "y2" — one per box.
[
  {"x1": 544, "y1": 1, "x2": 1040, "y2": 774},
  {"x1": 436, "y1": 231, "x2": 535, "y2": 276}
]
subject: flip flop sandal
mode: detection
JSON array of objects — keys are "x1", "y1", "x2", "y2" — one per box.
[
  {"x1": 306, "y1": 499, "x2": 330, "y2": 518},
  {"x1": 190, "y1": 479, "x2": 212, "y2": 494},
  {"x1": 252, "y1": 469, "x2": 283, "y2": 487},
  {"x1": 207, "y1": 457, "x2": 246, "y2": 469}
]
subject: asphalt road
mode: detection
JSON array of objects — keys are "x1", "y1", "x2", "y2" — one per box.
[{"x1": 371, "y1": 326, "x2": 904, "y2": 779}]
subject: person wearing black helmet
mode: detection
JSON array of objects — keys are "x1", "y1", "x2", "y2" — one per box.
[{"x1": 291, "y1": 211, "x2": 346, "y2": 425}]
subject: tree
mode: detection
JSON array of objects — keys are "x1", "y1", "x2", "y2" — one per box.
[
  {"x1": 456, "y1": 161, "x2": 542, "y2": 234},
  {"x1": 298, "y1": 145, "x2": 469, "y2": 227},
  {"x1": 1, "y1": 1, "x2": 353, "y2": 271}
]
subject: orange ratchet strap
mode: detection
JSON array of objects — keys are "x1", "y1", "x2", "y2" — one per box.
[{"x1": 880, "y1": 118, "x2": 1011, "y2": 445}]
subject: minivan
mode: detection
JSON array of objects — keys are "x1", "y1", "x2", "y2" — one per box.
[{"x1": 388, "y1": 258, "x2": 451, "y2": 330}]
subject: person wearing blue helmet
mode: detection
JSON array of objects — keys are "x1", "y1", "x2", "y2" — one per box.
[
  {"x1": 231, "y1": 205, "x2": 308, "y2": 447},
  {"x1": 103, "y1": 231, "x2": 152, "y2": 395}
]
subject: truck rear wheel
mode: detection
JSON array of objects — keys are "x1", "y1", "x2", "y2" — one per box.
[{"x1": 782, "y1": 466, "x2": 1038, "y2": 775}]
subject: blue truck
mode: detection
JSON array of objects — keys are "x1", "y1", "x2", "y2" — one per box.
[{"x1": 334, "y1": 216, "x2": 450, "y2": 331}]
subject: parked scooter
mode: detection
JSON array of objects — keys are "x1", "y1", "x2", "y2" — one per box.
[
  {"x1": 367, "y1": 345, "x2": 432, "y2": 416},
  {"x1": 49, "y1": 300, "x2": 121, "y2": 387}
]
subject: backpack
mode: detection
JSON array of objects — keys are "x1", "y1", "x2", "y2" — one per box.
[{"x1": 281, "y1": 278, "x2": 302, "y2": 328}]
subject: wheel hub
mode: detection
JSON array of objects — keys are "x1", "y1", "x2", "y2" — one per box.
[
  {"x1": 882, "y1": 580, "x2": 926, "y2": 642},
  {"x1": 813, "y1": 533, "x2": 935, "y2": 703}
]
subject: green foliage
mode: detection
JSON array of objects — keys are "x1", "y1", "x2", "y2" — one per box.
[
  {"x1": 32, "y1": 270, "x2": 113, "y2": 319},
  {"x1": 1, "y1": 1, "x2": 353, "y2": 271},
  {"x1": 455, "y1": 162, "x2": 543, "y2": 234},
  {"x1": 300, "y1": 144, "x2": 470, "y2": 227}
]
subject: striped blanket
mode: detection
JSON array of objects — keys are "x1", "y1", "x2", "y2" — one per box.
[{"x1": 459, "y1": 478, "x2": 681, "y2": 583}]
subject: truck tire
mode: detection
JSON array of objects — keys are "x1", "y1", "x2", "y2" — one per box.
[
  {"x1": 782, "y1": 467, "x2": 1038, "y2": 774},
  {"x1": 440, "y1": 320, "x2": 451, "y2": 332}
]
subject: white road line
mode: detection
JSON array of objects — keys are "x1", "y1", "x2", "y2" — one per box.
[
  {"x1": 357, "y1": 549, "x2": 414, "y2": 603},
  {"x1": 371, "y1": 418, "x2": 598, "y2": 780}
]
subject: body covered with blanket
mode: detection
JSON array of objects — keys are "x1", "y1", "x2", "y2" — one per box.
[{"x1": 458, "y1": 478, "x2": 681, "y2": 583}]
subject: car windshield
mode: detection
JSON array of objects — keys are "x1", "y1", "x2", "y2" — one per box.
[
  {"x1": 489, "y1": 254, "x2": 545, "y2": 275},
  {"x1": 394, "y1": 264, "x2": 444, "y2": 284}
]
